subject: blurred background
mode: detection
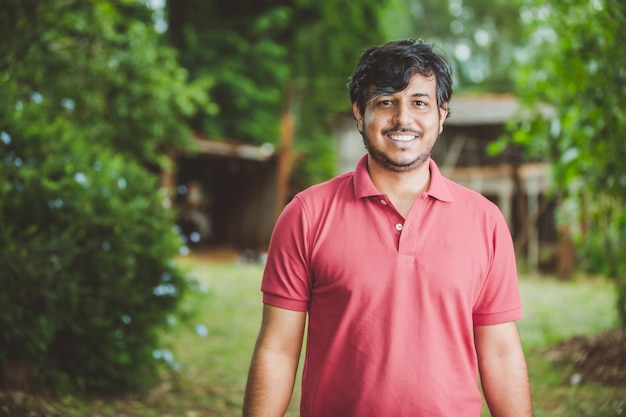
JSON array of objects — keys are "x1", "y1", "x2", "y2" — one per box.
[{"x1": 1, "y1": 0, "x2": 624, "y2": 415}]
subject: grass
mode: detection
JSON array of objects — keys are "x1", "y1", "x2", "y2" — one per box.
[
  {"x1": 5, "y1": 254, "x2": 624, "y2": 416},
  {"x1": 514, "y1": 273, "x2": 624, "y2": 417},
  {"x1": 518, "y1": 273, "x2": 619, "y2": 349}
]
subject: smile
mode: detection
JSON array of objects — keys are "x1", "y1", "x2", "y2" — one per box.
[{"x1": 388, "y1": 134, "x2": 417, "y2": 142}]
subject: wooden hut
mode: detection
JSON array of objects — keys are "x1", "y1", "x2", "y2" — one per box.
[{"x1": 161, "y1": 133, "x2": 284, "y2": 251}]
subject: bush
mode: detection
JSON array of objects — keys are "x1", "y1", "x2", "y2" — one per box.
[{"x1": 0, "y1": 115, "x2": 187, "y2": 394}]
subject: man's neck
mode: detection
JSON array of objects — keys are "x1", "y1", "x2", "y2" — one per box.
[{"x1": 367, "y1": 157, "x2": 431, "y2": 218}]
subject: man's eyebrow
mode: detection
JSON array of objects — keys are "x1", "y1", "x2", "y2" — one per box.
[{"x1": 411, "y1": 92, "x2": 431, "y2": 98}]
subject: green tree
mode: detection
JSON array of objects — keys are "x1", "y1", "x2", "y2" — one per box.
[
  {"x1": 166, "y1": 0, "x2": 291, "y2": 144},
  {"x1": 0, "y1": 0, "x2": 209, "y2": 392},
  {"x1": 382, "y1": 0, "x2": 525, "y2": 93},
  {"x1": 510, "y1": 0, "x2": 626, "y2": 325},
  {"x1": 287, "y1": 0, "x2": 389, "y2": 187},
  {"x1": 1, "y1": 0, "x2": 210, "y2": 167},
  {"x1": 166, "y1": 0, "x2": 389, "y2": 186}
]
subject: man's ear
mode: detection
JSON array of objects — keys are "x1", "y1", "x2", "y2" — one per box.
[
  {"x1": 352, "y1": 102, "x2": 363, "y2": 134},
  {"x1": 438, "y1": 104, "x2": 449, "y2": 134}
]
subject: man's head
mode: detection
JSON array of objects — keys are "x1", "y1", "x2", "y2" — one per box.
[{"x1": 347, "y1": 39, "x2": 453, "y2": 119}]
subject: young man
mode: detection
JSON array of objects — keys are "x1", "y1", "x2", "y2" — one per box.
[{"x1": 243, "y1": 38, "x2": 532, "y2": 417}]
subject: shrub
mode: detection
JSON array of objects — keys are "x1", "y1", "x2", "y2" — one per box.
[{"x1": 0, "y1": 115, "x2": 186, "y2": 394}]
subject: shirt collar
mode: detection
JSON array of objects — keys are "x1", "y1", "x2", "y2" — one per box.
[
  {"x1": 427, "y1": 158, "x2": 454, "y2": 202},
  {"x1": 353, "y1": 154, "x2": 453, "y2": 203}
]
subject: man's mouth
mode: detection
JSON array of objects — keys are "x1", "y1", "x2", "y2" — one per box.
[
  {"x1": 388, "y1": 134, "x2": 417, "y2": 142},
  {"x1": 384, "y1": 127, "x2": 422, "y2": 142}
]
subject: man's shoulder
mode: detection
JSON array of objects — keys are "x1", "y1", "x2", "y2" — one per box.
[
  {"x1": 440, "y1": 175, "x2": 500, "y2": 211},
  {"x1": 279, "y1": 172, "x2": 356, "y2": 229},
  {"x1": 295, "y1": 171, "x2": 355, "y2": 201}
]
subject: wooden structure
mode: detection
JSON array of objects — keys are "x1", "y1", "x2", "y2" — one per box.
[
  {"x1": 334, "y1": 94, "x2": 558, "y2": 271},
  {"x1": 161, "y1": 97, "x2": 296, "y2": 252},
  {"x1": 161, "y1": 133, "x2": 285, "y2": 251}
]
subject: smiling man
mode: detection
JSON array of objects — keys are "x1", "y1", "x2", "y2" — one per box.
[{"x1": 243, "y1": 39, "x2": 532, "y2": 417}]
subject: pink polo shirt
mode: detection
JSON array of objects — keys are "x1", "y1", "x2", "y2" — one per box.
[{"x1": 261, "y1": 155, "x2": 522, "y2": 417}]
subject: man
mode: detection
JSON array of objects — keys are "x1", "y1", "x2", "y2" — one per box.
[{"x1": 243, "y1": 38, "x2": 532, "y2": 417}]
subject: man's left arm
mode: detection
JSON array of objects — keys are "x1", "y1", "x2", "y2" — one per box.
[{"x1": 474, "y1": 322, "x2": 533, "y2": 417}]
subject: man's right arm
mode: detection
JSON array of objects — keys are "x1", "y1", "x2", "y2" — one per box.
[{"x1": 243, "y1": 304, "x2": 307, "y2": 417}]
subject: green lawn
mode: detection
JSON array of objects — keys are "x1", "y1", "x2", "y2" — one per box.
[
  {"x1": 6, "y1": 255, "x2": 624, "y2": 416},
  {"x1": 514, "y1": 274, "x2": 623, "y2": 417},
  {"x1": 518, "y1": 274, "x2": 619, "y2": 349}
]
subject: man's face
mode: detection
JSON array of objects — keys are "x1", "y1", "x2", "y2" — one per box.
[{"x1": 353, "y1": 73, "x2": 448, "y2": 173}]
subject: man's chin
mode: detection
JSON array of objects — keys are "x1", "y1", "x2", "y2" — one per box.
[{"x1": 369, "y1": 152, "x2": 430, "y2": 173}]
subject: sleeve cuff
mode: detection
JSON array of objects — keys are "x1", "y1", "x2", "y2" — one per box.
[
  {"x1": 473, "y1": 307, "x2": 523, "y2": 326},
  {"x1": 263, "y1": 292, "x2": 309, "y2": 312}
]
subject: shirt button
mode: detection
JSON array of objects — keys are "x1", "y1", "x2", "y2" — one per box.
[
  {"x1": 395, "y1": 223, "x2": 403, "y2": 231},
  {"x1": 380, "y1": 199, "x2": 387, "y2": 205}
]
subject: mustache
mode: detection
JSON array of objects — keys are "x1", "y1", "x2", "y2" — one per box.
[{"x1": 381, "y1": 126, "x2": 423, "y2": 136}]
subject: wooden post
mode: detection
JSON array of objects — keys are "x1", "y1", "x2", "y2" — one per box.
[
  {"x1": 159, "y1": 150, "x2": 178, "y2": 206},
  {"x1": 527, "y1": 175, "x2": 540, "y2": 271},
  {"x1": 275, "y1": 81, "x2": 295, "y2": 220}
]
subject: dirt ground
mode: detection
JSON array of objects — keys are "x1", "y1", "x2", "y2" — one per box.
[{"x1": 544, "y1": 328, "x2": 626, "y2": 386}]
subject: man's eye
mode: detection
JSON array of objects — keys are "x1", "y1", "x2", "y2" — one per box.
[
  {"x1": 415, "y1": 101, "x2": 426, "y2": 106},
  {"x1": 378, "y1": 100, "x2": 393, "y2": 107}
]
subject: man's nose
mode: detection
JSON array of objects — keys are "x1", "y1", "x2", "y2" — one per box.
[{"x1": 392, "y1": 103, "x2": 412, "y2": 125}]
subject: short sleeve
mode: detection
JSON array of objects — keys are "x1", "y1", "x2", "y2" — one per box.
[
  {"x1": 261, "y1": 195, "x2": 312, "y2": 312},
  {"x1": 472, "y1": 210, "x2": 523, "y2": 325}
]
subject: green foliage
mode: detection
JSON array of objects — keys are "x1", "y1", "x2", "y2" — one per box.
[
  {"x1": 287, "y1": 0, "x2": 388, "y2": 183},
  {"x1": 382, "y1": 0, "x2": 526, "y2": 92},
  {"x1": 0, "y1": 116, "x2": 186, "y2": 392},
  {"x1": 289, "y1": 131, "x2": 338, "y2": 193},
  {"x1": 167, "y1": 0, "x2": 291, "y2": 144},
  {"x1": 1, "y1": 0, "x2": 210, "y2": 166},
  {"x1": 166, "y1": 0, "x2": 389, "y2": 184},
  {"x1": 0, "y1": 0, "x2": 209, "y2": 393},
  {"x1": 510, "y1": 0, "x2": 626, "y2": 325}
]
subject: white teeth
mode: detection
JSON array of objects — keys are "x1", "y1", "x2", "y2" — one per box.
[{"x1": 389, "y1": 135, "x2": 415, "y2": 141}]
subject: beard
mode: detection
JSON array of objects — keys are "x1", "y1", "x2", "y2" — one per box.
[{"x1": 361, "y1": 127, "x2": 437, "y2": 173}]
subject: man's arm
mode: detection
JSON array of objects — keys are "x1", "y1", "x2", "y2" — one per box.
[
  {"x1": 475, "y1": 322, "x2": 533, "y2": 417},
  {"x1": 243, "y1": 304, "x2": 306, "y2": 417}
]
